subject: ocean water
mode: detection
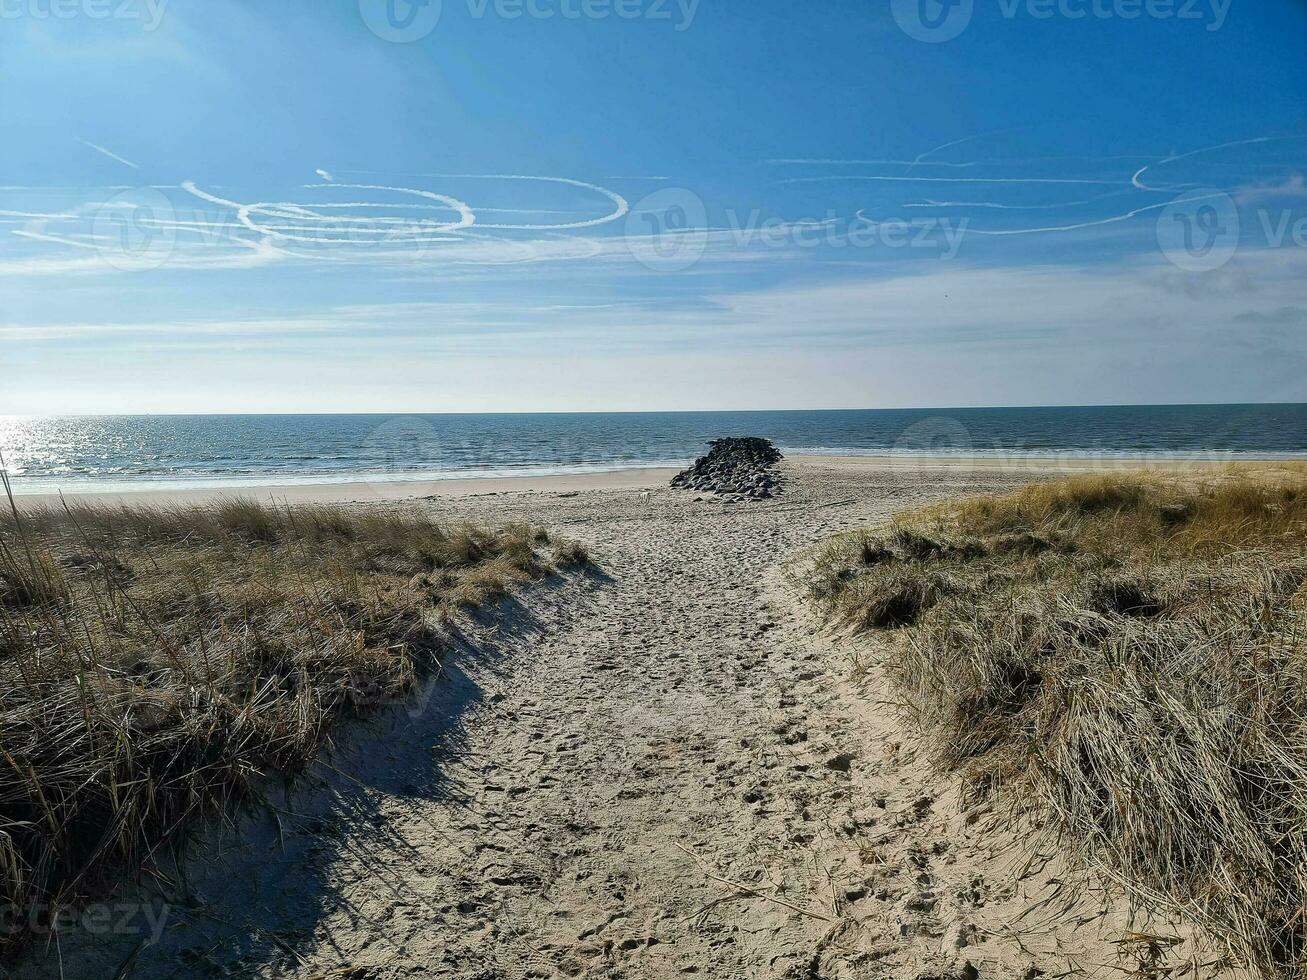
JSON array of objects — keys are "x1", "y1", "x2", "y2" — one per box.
[{"x1": 1, "y1": 405, "x2": 1304, "y2": 494}]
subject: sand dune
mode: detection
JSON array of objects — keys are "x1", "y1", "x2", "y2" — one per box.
[{"x1": 19, "y1": 459, "x2": 1232, "y2": 980}]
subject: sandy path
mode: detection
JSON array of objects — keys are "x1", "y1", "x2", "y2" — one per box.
[{"x1": 19, "y1": 461, "x2": 1198, "y2": 980}]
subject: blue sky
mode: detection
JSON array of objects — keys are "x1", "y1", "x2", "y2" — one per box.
[{"x1": 1, "y1": 0, "x2": 1305, "y2": 412}]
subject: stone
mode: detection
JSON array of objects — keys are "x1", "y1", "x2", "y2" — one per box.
[{"x1": 670, "y1": 437, "x2": 783, "y2": 500}]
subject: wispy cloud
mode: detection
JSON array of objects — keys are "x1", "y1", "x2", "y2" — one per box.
[
  {"x1": 11, "y1": 246, "x2": 1304, "y2": 359},
  {"x1": 1235, "y1": 174, "x2": 1307, "y2": 204},
  {"x1": 0, "y1": 317, "x2": 352, "y2": 342}
]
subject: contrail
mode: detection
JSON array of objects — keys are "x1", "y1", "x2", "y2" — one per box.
[
  {"x1": 777, "y1": 175, "x2": 1126, "y2": 186},
  {"x1": 409, "y1": 174, "x2": 630, "y2": 230},
  {"x1": 14, "y1": 229, "x2": 104, "y2": 250},
  {"x1": 185, "y1": 174, "x2": 629, "y2": 239},
  {"x1": 766, "y1": 154, "x2": 1156, "y2": 166},
  {"x1": 912, "y1": 134, "x2": 988, "y2": 165},
  {"x1": 901, "y1": 189, "x2": 1135, "y2": 211},
  {"x1": 910, "y1": 128, "x2": 1025, "y2": 168},
  {"x1": 1131, "y1": 135, "x2": 1305, "y2": 190},
  {"x1": 901, "y1": 199, "x2": 1095, "y2": 210},
  {"x1": 77, "y1": 139, "x2": 140, "y2": 170},
  {"x1": 183, "y1": 180, "x2": 475, "y2": 246},
  {"x1": 959, "y1": 191, "x2": 1233, "y2": 237},
  {"x1": 767, "y1": 158, "x2": 982, "y2": 168}
]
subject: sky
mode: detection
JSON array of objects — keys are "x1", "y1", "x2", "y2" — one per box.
[{"x1": 0, "y1": 0, "x2": 1305, "y2": 413}]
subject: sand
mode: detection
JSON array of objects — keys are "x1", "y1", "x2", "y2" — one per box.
[
  {"x1": 7, "y1": 452, "x2": 1274, "y2": 509},
  {"x1": 6, "y1": 466, "x2": 683, "y2": 508},
  {"x1": 17, "y1": 457, "x2": 1227, "y2": 980}
]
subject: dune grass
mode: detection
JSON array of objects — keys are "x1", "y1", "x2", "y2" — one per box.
[
  {"x1": 805, "y1": 469, "x2": 1307, "y2": 978},
  {"x1": 0, "y1": 479, "x2": 587, "y2": 953}
]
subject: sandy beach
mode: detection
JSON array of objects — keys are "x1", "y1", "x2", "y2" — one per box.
[
  {"x1": 6, "y1": 466, "x2": 684, "y2": 508},
  {"x1": 14, "y1": 454, "x2": 1240, "y2": 980},
  {"x1": 7, "y1": 0, "x2": 1300, "y2": 970},
  {"x1": 8, "y1": 453, "x2": 1283, "y2": 509}
]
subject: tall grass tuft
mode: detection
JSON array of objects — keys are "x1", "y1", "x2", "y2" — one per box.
[
  {"x1": 0, "y1": 478, "x2": 578, "y2": 955},
  {"x1": 805, "y1": 469, "x2": 1307, "y2": 979}
]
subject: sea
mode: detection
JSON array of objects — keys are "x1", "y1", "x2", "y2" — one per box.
[{"x1": 1, "y1": 405, "x2": 1304, "y2": 495}]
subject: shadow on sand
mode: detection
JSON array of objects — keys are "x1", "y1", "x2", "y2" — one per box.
[{"x1": 11, "y1": 568, "x2": 602, "y2": 980}]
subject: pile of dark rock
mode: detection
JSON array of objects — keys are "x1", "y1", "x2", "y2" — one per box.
[{"x1": 671, "y1": 437, "x2": 783, "y2": 499}]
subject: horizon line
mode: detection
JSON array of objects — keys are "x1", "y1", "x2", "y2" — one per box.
[{"x1": 2, "y1": 400, "x2": 1304, "y2": 419}]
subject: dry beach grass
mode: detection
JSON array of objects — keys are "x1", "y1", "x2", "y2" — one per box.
[
  {"x1": 805, "y1": 468, "x2": 1307, "y2": 978},
  {"x1": 0, "y1": 475, "x2": 585, "y2": 954}
]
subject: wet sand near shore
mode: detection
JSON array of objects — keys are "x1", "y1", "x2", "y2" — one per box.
[{"x1": 8, "y1": 453, "x2": 1283, "y2": 508}]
